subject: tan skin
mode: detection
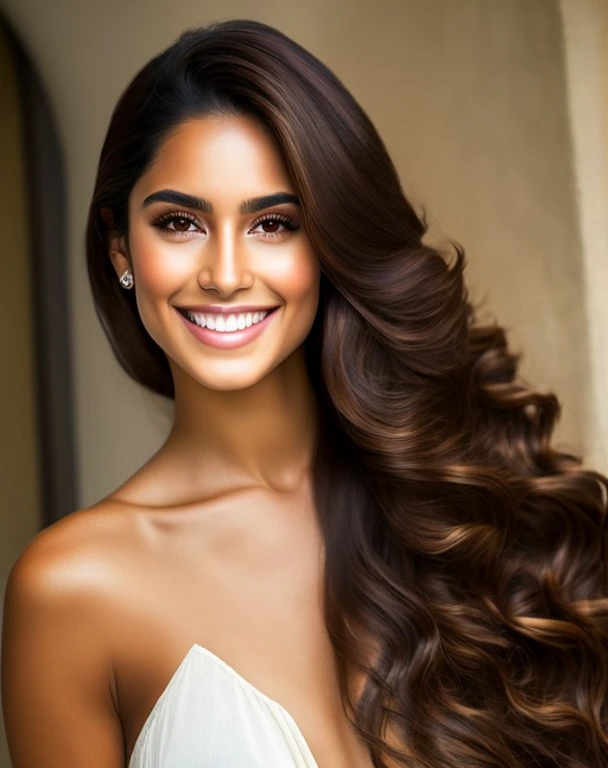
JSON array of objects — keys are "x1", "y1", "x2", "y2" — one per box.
[{"x1": 1, "y1": 115, "x2": 379, "y2": 768}]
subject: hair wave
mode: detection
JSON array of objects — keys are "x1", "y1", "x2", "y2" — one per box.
[{"x1": 86, "y1": 19, "x2": 608, "y2": 767}]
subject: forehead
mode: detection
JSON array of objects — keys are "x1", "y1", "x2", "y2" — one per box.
[{"x1": 132, "y1": 114, "x2": 294, "y2": 201}]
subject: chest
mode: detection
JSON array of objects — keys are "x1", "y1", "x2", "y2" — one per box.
[{"x1": 117, "y1": 493, "x2": 376, "y2": 768}]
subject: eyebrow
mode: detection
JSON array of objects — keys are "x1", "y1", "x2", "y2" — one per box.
[{"x1": 141, "y1": 189, "x2": 300, "y2": 214}]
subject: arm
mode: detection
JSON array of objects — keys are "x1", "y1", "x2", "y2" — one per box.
[{"x1": 1, "y1": 524, "x2": 125, "y2": 767}]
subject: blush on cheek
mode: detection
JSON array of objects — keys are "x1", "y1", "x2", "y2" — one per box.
[
  {"x1": 286, "y1": 265, "x2": 321, "y2": 339},
  {"x1": 131, "y1": 230, "x2": 192, "y2": 296},
  {"x1": 136, "y1": 254, "x2": 182, "y2": 294},
  {"x1": 270, "y1": 250, "x2": 321, "y2": 303},
  {"x1": 128, "y1": 229, "x2": 192, "y2": 348}
]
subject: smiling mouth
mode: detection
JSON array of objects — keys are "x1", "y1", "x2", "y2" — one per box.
[{"x1": 177, "y1": 307, "x2": 279, "y2": 333}]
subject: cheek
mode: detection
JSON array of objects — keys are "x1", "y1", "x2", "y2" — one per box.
[
  {"x1": 128, "y1": 228, "x2": 194, "y2": 348},
  {"x1": 130, "y1": 227, "x2": 191, "y2": 298},
  {"x1": 267, "y1": 246, "x2": 320, "y2": 307},
  {"x1": 267, "y1": 247, "x2": 321, "y2": 353}
]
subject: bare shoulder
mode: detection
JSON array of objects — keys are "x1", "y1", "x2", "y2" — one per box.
[
  {"x1": 5, "y1": 500, "x2": 142, "y2": 605},
  {"x1": 1, "y1": 501, "x2": 139, "y2": 766},
  {"x1": 3, "y1": 499, "x2": 152, "y2": 657}
]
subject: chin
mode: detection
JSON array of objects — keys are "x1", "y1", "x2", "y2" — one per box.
[{"x1": 188, "y1": 362, "x2": 276, "y2": 392}]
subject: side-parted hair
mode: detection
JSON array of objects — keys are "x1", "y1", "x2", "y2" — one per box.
[{"x1": 86, "y1": 20, "x2": 608, "y2": 767}]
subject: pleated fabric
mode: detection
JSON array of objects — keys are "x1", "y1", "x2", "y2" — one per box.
[{"x1": 128, "y1": 644, "x2": 320, "y2": 768}]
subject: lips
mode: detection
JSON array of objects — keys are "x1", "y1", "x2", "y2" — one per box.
[{"x1": 176, "y1": 305, "x2": 279, "y2": 350}]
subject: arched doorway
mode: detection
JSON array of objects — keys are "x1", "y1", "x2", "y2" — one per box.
[{"x1": 0, "y1": 17, "x2": 77, "y2": 534}]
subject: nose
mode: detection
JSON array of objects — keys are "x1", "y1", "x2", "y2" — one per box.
[{"x1": 197, "y1": 221, "x2": 254, "y2": 296}]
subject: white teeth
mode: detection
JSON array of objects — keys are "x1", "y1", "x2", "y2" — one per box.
[{"x1": 184, "y1": 309, "x2": 270, "y2": 333}]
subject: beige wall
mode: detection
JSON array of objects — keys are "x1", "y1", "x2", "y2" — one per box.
[
  {"x1": 0, "y1": 23, "x2": 44, "y2": 768},
  {"x1": 0, "y1": 0, "x2": 596, "y2": 493},
  {"x1": 560, "y1": 0, "x2": 608, "y2": 472}
]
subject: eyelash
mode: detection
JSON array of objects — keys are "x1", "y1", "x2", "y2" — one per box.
[{"x1": 152, "y1": 211, "x2": 299, "y2": 239}]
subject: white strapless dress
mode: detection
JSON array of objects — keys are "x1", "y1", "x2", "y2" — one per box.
[{"x1": 128, "y1": 644, "x2": 320, "y2": 767}]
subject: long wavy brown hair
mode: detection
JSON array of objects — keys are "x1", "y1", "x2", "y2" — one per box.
[{"x1": 85, "y1": 19, "x2": 608, "y2": 767}]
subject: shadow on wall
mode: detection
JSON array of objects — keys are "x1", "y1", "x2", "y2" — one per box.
[
  {"x1": 0, "y1": 14, "x2": 77, "y2": 531},
  {"x1": 0, "y1": 16, "x2": 77, "y2": 766}
]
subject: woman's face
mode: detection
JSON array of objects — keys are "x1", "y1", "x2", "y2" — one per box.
[{"x1": 110, "y1": 114, "x2": 320, "y2": 391}]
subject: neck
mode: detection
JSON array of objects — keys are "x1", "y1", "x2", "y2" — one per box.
[{"x1": 165, "y1": 346, "x2": 320, "y2": 494}]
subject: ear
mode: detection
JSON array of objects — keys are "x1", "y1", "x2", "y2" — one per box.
[
  {"x1": 101, "y1": 207, "x2": 132, "y2": 280},
  {"x1": 108, "y1": 234, "x2": 131, "y2": 281}
]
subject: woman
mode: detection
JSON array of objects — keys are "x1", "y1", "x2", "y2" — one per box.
[{"x1": 3, "y1": 18, "x2": 608, "y2": 768}]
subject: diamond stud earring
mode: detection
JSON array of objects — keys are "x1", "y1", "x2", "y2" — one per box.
[{"x1": 119, "y1": 268, "x2": 134, "y2": 289}]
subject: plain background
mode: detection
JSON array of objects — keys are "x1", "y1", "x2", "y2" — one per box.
[{"x1": 1, "y1": 0, "x2": 607, "y2": 764}]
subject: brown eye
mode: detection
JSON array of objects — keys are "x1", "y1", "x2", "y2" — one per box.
[
  {"x1": 250, "y1": 214, "x2": 299, "y2": 239},
  {"x1": 152, "y1": 212, "x2": 201, "y2": 235},
  {"x1": 261, "y1": 219, "x2": 281, "y2": 233},
  {"x1": 173, "y1": 217, "x2": 193, "y2": 232}
]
